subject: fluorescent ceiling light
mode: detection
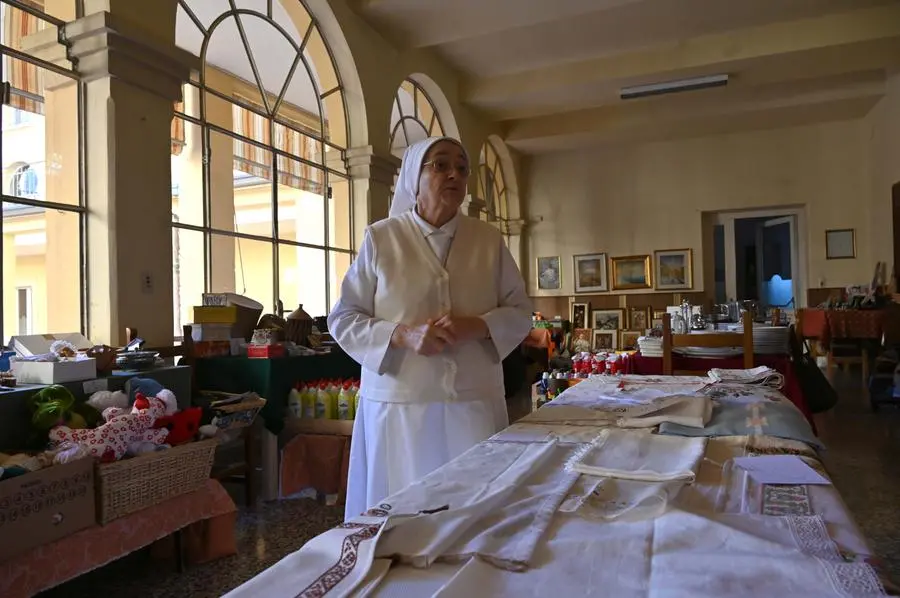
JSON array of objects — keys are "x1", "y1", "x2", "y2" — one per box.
[{"x1": 620, "y1": 74, "x2": 729, "y2": 100}]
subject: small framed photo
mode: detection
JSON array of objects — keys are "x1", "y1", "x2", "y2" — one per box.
[
  {"x1": 628, "y1": 306, "x2": 651, "y2": 330},
  {"x1": 611, "y1": 255, "x2": 652, "y2": 290},
  {"x1": 571, "y1": 302, "x2": 590, "y2": 329},
  {"x1": 536, "y1": 256, "x2": 562, "y2": 290},
  {"x1": 592, "y1": 329, "x2": 618, "y2": 352},
  {"x1": 573, "y1": 253, "x2": 608, "y2": 293},
  {"x1": 654, "y1": 248, "x2": 693, "y2": 290},
  {"x1": 572, "y1": 328, "x2": 593, "y2": 353},
  {"x1": 825, "y1": 229, "x2": 856, "y2": 260},
  {"x1": 620, "y1": 330, "x2": 642, "y2": 350},
  {"x1": 592, "y1": 308, "x2": 625, "y2": 330}
]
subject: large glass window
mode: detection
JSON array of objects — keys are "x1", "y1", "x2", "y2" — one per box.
[
  {"x1": 389, "y1": 78, "x2": 444, "y2": 159},
  {"x1": 172, "y1": 0, "x2": 351, "y2": 337},
  {"x1": 1, "y1": 0, "x2": 84, "y2": 341},
  {"x1": 477, "y1": 140, "x2": 511, "y2": 245}
]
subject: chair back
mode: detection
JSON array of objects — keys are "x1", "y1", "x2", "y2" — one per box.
[{"x1": 662, "y1": 311, "x2": 754, "y2": 375}]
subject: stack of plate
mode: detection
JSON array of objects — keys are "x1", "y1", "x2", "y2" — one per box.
[{"x1": 638, "y1": 336, "x2": 663, "y2": 357}]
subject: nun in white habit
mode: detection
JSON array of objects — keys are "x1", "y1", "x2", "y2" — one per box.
[{"x1": 328, "y1": 137, "x2": 533, "y2": 520}]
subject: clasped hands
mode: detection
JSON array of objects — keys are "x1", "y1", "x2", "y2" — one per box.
[{"x1": 391, "y1": 314, "x2": 489, "y2": 356}]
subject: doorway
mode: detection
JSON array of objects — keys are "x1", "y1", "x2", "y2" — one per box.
[
  {"x1": 709, "y1": 208, "x2": 806, "y2": 308},
  {"x1": 892, "y1": 182, "x2": 900, "y2": 287}
]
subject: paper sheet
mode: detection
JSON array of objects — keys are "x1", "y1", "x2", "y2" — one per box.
[{"x1": 733, "y1": 455, "x2": 831, "y2": 485}]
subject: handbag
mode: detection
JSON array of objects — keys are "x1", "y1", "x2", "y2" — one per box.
[{"x1": 788, "y1": 324, "x2": 838, "y2": 414}]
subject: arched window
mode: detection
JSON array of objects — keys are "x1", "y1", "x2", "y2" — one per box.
[
  {"x1": 477, "y1": 141, "x2": 508, "y2": 223},
  {"x1": 10, "y1": 164, "x2": 39, "y2": 199},
  {"x1": 172, "y1": 0, "x2": 352, "y2": 335},
  {"x1": 389, "y1": 78, "x2": 444, "y2": 159}
]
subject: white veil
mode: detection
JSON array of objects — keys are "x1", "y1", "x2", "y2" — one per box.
[{"x1": 388, "y1": 136, "x2": 469, "y2": 219}]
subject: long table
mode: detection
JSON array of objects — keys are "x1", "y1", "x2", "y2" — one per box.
[{"x1": 223, "y1": 375, "x2": 893, "y2": 597}]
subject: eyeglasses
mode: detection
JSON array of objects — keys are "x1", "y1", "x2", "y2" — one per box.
[{"x1": 423, "y1": 158, "x2": 470, "y2": 177}]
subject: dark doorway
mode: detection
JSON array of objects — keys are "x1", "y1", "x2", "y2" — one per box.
[{"x1": 893, "y1": 182, "x2": 900, "y2": 287}]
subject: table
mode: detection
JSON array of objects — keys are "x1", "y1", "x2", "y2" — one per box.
[
  {"x1": 224, "y1": 376, "x2": 889, "y2": 597},
  {"x1": 0, "y1": 479, "x2": 236, "y2": 598},
  {"x1": 193, "y1": 352, "x2": 360, "y2": 501},
  {"x1": 628, "y1": 353, "x2": 813, "y2": 425}
]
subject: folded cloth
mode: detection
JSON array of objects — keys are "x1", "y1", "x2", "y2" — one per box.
[
  {"x1": 566, "y1": 429, "x2": 707, "y2": 483},
  {"x1": 616, "y1": 395, "x2": 712, "y2": 429},
  {"x1": 560, "y1": 475, "x2": 683, "y2": 522},
  {"x1": 659, "y1": 400, "x2": 824, "y2": 450},
  {"x1": 708, "y1": 366, "x2": 785, "y2": 389}
]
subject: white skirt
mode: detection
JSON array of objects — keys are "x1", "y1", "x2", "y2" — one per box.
[{"x1": 344, "y1": 395, "x2": 509, "y2": 520}]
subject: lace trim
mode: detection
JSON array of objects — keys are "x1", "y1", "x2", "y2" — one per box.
[{"x1": 787, "y1": 516, "x2": 885, "y2": 596}]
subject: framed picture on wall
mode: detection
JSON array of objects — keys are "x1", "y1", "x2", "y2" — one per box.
[
  {"x1": 592, "y1": 308, "x2": 625, "y2": 330},
  {"x1": 573, "y1": 253, "x2": 608, "y2": 293},
  {"x1": 571, "y1": 302, "x2": 590, "y2": 329},
  {"x1": 620, "y1": 330, "x2": 642, "y2": 350},
  {"x1": 611, "y1": 255, "x2": 652, "y2": 290},
  {"x1": 628, "y1": 306, "x2": 651, "y2": 331},
  {"x1": 592, "y1": 330, "x2": 618, "y2": 352},
  {"x1": 572, "y1": 328, "x2": 593, "y2": 353},
  {"x1": 654, "y1": 249, "x2": 693, "y2": 290},
  {"x1": 825, "y1": 229, "x2": 856, "y2": 260},
  {"x1": 536, "y1": 256, "x2": 562, "y2": 290}
]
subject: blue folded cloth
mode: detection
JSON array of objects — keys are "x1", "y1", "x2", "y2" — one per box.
[{"x1": 658, "y1": 400, "x2": 824, "y2": 450}]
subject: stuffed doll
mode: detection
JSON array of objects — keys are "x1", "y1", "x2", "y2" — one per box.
[{"x1": 49, "y1": 392, "x2": 170, "y2": 462}]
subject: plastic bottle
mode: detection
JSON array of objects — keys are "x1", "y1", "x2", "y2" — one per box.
[
  {"x1": 337, "y1": 381, "x2": 353, "y2": 420},
  {"x1": 288, "y1": 387, "x2": 303, "y2": 418},
  {"x1": 351, "y1": 379, "x2": 360, "y2": 418},
  {"x1": 301, "y1": 382, "x2": 315, "y2": 419},
  {"x1": 315, "y1": 381, "x2": 330, "y2": 419}
]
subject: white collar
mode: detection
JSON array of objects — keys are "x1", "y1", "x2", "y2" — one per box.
[{"x1": 412, "y1": 208, "x2": 460, "y2": 238}]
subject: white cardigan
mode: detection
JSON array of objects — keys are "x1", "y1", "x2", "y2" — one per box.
[{"x1": 328, "y1": 211, "x2": 532, "y2": 404}]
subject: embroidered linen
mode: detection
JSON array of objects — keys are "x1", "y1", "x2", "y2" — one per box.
[
  {"x1": 708, "y1": 365, "x2": 785, "y2": 389},
  {"x1": 566, "y1": 429, "x2": 707, "y2": 483}
]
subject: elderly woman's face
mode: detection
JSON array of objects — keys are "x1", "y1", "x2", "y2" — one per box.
[{"x1": 417, "y1": 141, "x2": 469, "y2": 213}]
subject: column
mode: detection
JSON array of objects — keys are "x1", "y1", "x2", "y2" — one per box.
[
  {"x1": 28, "y1": 6, "x2": 198, "y2": 345},
  {"x1": 346, "y1": 146, "x2": 399, "y2": 243}
]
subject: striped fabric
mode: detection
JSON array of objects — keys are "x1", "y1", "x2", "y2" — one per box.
[
  {"x1": 231, "y1": 99, "x2": 324, "y2": 194},
  {"x1": 2, "y1": 1, "x2": 46, "y2": 114},
  {"x1": 171, "y1": 102, "x2": 185, "y2": 156}
]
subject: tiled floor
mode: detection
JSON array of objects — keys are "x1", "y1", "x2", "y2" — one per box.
[{"x1": 39, "y1": 373, "x2": 900, "y2": 597}]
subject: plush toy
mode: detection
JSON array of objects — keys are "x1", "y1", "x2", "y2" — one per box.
[
  {"x1": 49, "y1": 392, "x2": 170, "y2": 462},
  {"x1": 153, "y1": 407, "x2": 202, "y2": 446},
  {"x1": 86, "y1": 390, "x2": 129, "y2": 413},
  {"x1": 28, "y1": 385, "x2": 102, "y2": 431},
  {"x1": 126, "y1": 378, "x2": 178, "y2": 415}
]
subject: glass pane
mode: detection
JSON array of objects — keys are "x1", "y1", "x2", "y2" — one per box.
[
  {"x1": 209, "y1": 233, "x2": 275, "y2": 312},
  {"x1": 324, "y1": 143, "x2": 347, "y2": 176},
  {"x1": 279, "y1": 244, "x2": 326, "y2": 319},
  {"x1": 328, "y1": 250, "x2": 352, "y2": 314},
  {"x1": 306, "y1": 27, "x2": 338, "y2": 93},
  {"x1": 1, "y1": 5, "x2": 72, "y2": 69},
  {"x1": 172, "y1": 226, "x2": 205, "y2": 337},
  {"x1": 274, "y1": 121, "x2": 323, "y2": 165},
  {"x1": 713, "y1": 224, "x2": 726, "y2": 304},
  {"x1": 204, "y1": 15, "x2": 267, "y2": 108},
  {"x1": 171, "y1": 117, "x2": 204, "y2": 226},
  {"x1": 237, "y1": 11, "x2": 296, "y2": 105},
  {"x1": 277, "y1": 156, "x2": 325, "y2": 246},
  {"x1": 2, "y1": 59, "x2": 79, "y2": 205},
  {"x1": 281, "y1": 55, "x2": 322, "y2": 128},
  {"x1": 328, "y1": 177, "x2": 351, "y2": 250},
  {"x1": 322, "y1": 89, "x2": 347, "y2": 149},
  {"x1": 209, "y1": 129, "x2": 274, "y2": 236},
  {"x1": 269, "y1": 0, "x2": 312, "y2": 48},
  {"x1": 2, "y1": 203, "x2": 81, "y2": 338}
]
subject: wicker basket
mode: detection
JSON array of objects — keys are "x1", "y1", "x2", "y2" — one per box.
[{"x1": 95, "y1": 438, "x2": 217, "y2": 525}]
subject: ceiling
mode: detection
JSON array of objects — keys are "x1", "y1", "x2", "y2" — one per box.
[{"x1": 352, "y1": 0, "x2": 900, "y2": 153}]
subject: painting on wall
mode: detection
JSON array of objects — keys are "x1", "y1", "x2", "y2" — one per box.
[
  {"x1": 611, "y1": 255, "x2": 652, "y2": 290},
  {"x1": 572, "y1": 328, "x2": 593, "y2": 353},
  {"x1": 654, "y1": 249, "x2": 693, "y2": 290},
  {"x1": 573, "y1": 253, "x2": 608, "y2": 293},
  {"x1": 536, "y1": 256, "x2": 562, "y2": 290},
  {"x1": 825, "y1": 229, "x2": 856, "y2": 260},
  {"x1": 628, "y1": 306, "x2": 651, "y2": 331},
  {"x1": 571, "y1": 302, "x2": 590, "y2": 329},
  {"x1": 620, "y1": 330, "x2": 642, "y2": 350},
  {"x1": 592, "y1": 308, "x2": 625, "y2": 330},
  {"x1": 592, "y1": 330, "x2": 618, "y2": 352}
]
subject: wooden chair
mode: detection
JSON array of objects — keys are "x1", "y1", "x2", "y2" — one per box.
[
  {"x1": 796, "y1": 309, "x2": 869, "y2": 396},
  {"x1": 662, "y1": 311, "x2": 754, "y2": 376},
  {"x1": 123, "y1": 325, "x2": 257, "y2": 507}
]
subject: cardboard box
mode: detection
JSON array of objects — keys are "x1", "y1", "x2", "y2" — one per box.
[
  {"x1": 190, "y1": 323, "x2": 233, "y2": 342},
  {"x1": 11, "y1": 358, "x2": 97, "y2": 384},
  {"x1": 0, "y1": 457, "x2": 96, "y2": 562},
  {"x1": 192, "y1": 306, "x2": 239, "y2": 324},
  {"x1": 247, "y1": 344, "x2": 285, "y2": 359},
  {"x1": 9, "y1": 333, "x2": 93, "y2": 357}
]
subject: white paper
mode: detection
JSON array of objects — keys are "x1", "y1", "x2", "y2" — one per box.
[{"x1": 733, "y1": 455, "x2": 831, "y2": 486}]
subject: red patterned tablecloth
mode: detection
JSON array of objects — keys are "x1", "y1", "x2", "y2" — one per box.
[
  {"x1": 0, "y1": 479, "x2": 237, "y2": 598},
  {"x1": 628, "y1": 353, "x2": 814, "y2": 427},
  {"x1": 800, "y1": 308, "x2": 888, "y2": 347}
]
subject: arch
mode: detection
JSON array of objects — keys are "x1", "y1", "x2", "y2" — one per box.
[
  {"x1": 389, "y1": 73, "x2": 459, "y2": 158},
  {"x1": 485, "y1": 134, "x2": 520, "y2": 220}
]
